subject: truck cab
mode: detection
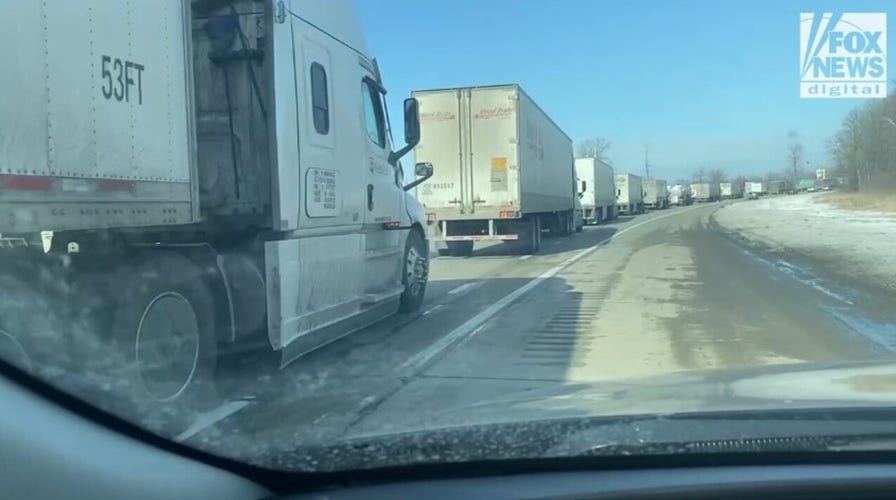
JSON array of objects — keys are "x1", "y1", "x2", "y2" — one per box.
[{"x1": 0, "y1": 0, "x2": 433, "y2": 432}]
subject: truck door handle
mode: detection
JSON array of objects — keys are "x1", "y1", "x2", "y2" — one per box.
[{"x1": 367, "y1": 184, "x2": 374, "y2": 211}]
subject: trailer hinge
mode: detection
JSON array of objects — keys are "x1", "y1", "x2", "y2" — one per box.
[{"x1": 274, "y1": 1, "x2": 287, "y2": 24}]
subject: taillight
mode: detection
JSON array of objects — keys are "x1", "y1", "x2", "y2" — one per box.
[{"x1": 499, "y1": 210, "x2": 519, "y2": 219}]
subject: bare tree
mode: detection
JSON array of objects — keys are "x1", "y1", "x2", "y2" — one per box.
[
  {"x1": 576, "y1": 137, "x2": 612, "y2": 161},
  {"x1": 708, "y1": 168, "x2": 728, "y2": 183},
  {"x1": 691, "y1": 167, "x2": 706, "y2": 182},
  {"x1": 787, "y1": 131, "x2": 805, "y2": 181}
]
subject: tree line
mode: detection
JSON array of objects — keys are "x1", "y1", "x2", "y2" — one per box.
[{"x1": 827, "y1": 87, "x2": 896, "y2": 190}]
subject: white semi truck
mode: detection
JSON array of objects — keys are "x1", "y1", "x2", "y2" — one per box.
[
  {"x1": 643, "y1": 178, "x2": 669, "y2": 209},
  {"x1": 574, "y1": 158, "x2": 617, "y2": 224},
  {"x1": 668, "y1": 184, "x2": 693, "y2": 206},
  {"x1": 0, "y1": 0, "x2": 433, "y2": 428},
  {"x1": 615, "y1": 173, "x2": 645, "y2": 215},
  {"x1": 691, "y1": 182, "x2": 721, "y2": 202},
  {"x1": 413, "y1": 85, "x2": 576, "y2": 256},
  {"x1": 720, "y1": 182, "x2": 743, "y2": 199}
]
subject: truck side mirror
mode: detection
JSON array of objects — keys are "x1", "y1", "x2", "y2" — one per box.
[
  {"x1": 403, "y1": 162, "x2": 434, "y2": 192},
  {"x1": 404, "y1": 98, "x2": 420, "y2": 146},
  {"x1": 389, "y1": 98, "x2": 421, "y2": 166}
]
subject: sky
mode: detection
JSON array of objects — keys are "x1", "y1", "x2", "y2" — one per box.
[{"x1": 356, "y1": 0, "x2": 893, "y2": 182}]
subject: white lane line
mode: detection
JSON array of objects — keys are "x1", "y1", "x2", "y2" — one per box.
[
  {"x1": 421, "y1": 304, "x2": 444, "y2": 316},
  {"x1": 398, "y1": 205, "x2": 705, "y2": 376},
  {"x1": 448, "y1": 282, "x2": 478, "y2": 295},
  {"x1": 175, "y1": 400, "x2": 252, "y2": 442},
  {"x1": 519, "y1": 255, "x2": 532, "y2": 260}
]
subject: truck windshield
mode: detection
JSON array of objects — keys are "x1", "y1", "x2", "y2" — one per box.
[{"x1": 2, "y1": 0, "x2": 896, "y2": 477}]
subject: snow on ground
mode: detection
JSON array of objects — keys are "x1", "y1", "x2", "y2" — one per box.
[{"x1": 713, "y1": 193, "x2": 896, "y2": 293}]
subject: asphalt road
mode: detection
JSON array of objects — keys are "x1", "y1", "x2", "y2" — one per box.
[{"x1": 186, "y1": 201, "x2": 890, "y2": 460}]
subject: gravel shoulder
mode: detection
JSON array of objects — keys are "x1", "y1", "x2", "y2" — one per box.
[{"x1": 712, "y1": 193, "x2": 896, "y2": 294}]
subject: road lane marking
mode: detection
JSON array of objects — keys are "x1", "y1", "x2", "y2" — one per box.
[
  {"x1": 175, "y1": 400, "x2": 252, "y2": 442},
  {"x1": 421, "y1": 304, "x2": 444, "y2": 316},
  {"x1": 448, "y1": 282, "x2": 478, "y2": 295},
  {"x1": 398, "y1": 205, "x2": 706, "y2": 376},
  {"x1": 519, "y1": 255, "x2": 532, "y2": 260}
]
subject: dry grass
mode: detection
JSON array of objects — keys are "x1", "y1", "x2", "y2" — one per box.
[{"x1": 817, "y1": 191, "x2": 896, "y2": 213}]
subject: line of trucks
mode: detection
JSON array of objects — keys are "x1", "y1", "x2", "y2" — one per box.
[
  {"x1": 413, "y1": 85, "x2": 678, "y2": 256},
  {"x1": 0, "y1": 0, "x2": 744, "y2": 434}
]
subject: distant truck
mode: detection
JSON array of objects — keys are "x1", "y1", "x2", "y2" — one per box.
[
  {"x1": 669, "y1": 184, "x2": 693, "y2": 206},
  {"x1": 768, "y1": 180, "x2": 794, "y2": 195},
  {"x1": 745, "y1": 181, "x2": 765, "y2": 196},
  {"x1": 615, "y1": 173, "x2": 645, "y2": 215},
  {"x1": 719, "y1": 182, "x2": 743, "y2": 199},
  {"x1": 414, "y1": 84, "x2": 576, "y2": 256},
  {"x1": 691, "y1": 182, "x2": 721, "y2": 202},
  {"x1": 643, "y1": 178, "x2": 669, "y2": 209},
  {"x1": 574, "y1": 158, "x2": 617, "y2": 224}
]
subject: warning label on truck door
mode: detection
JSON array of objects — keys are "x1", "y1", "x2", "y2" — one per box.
[{"x1": 306, "y1": 168, "x2": 339, "y2": 217}]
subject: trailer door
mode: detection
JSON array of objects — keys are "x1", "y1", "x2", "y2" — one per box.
[
  {"x1": 414, "y1": 90, "x2": 465, "y2": 215},
  {"x1": 468, "y1": 87, "x2": 518, "y2": 214}
]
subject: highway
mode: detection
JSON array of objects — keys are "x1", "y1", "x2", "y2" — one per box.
[{"x1": 189, "y1": 201, "x2": 890, "y2": 457}]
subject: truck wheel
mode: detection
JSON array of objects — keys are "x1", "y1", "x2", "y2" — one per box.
[
  {"x1": 399, "y1": 230, "x2": 429, "y2": 313},
  {"x1": 446, "y1": 241, "x2": 474, "y2": 257},
  {"x1": 520, "y1": 217, "x2": 541, "y2": 254},
  {"x1": 0, "y1": 274, "x2": 67, "y2": 376},
  {"x1": 110, "y1": 252, "x2": 219, "y2": 433}
]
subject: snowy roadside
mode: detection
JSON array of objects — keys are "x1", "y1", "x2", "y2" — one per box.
[{"x1": 712, "y1": 193, "x2": 896, "y2": 293}]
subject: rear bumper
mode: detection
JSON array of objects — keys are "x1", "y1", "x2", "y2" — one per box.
[{"x1": 436, "y1": 234, "x2": 519, "y2": 242}]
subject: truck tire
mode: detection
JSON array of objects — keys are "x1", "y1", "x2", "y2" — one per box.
[
  {"x1": 0, "y1": 273, "x2": 68, "y2": 376},
  {"x1": 110, "y1": 252, "x2": 219, "y2": 433},
  {"x1": 555, "y1": 212, "x2": 572, "y2": 237},
  {"x1": 520, "y1": 217, "x2": 541, "y2": 254},
  {"x1": 446, "y1": 241, "x2": 474, "y2": 257},
  {"x1": 399, "y1": 230, "x2": 429, "y2": 313}
]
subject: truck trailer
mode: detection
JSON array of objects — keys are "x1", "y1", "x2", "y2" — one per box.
[
  {"x1": 745, "y1": 181, "x2": 765, "y2": 196},
  {"x1": 413, "y1": 85, "x2": 576, "y2": 256},
  {"x1": 720, "y1": 182, "x2": 743, "y2": 199},
  {"x1": 574, "y1": 158, "x2": 617, "y2": 224},
  {"x1": 615, "y1": 173, "x2": 645, "y2": 215},
  {"x1": 0, "y1": 0, "x2": 433, "y2": 433},
  {"x1": 669, "y1": 184, "x2": 693, "y2": 206},
  {"x1": 643, "y1": 178, "x2": 669, "y2": 209},
  {"x1": 691, "y1": 182, "x2": 721, "y2": 202}
]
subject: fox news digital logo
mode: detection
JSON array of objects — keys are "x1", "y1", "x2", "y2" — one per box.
[{"x1": 800, "y1": 13, "x2": 887, "y2": 98}]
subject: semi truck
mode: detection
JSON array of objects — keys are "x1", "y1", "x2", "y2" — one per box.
[
  {"x1": 669, "y1": 184, "x2": 693, "y2": 206},
  {"x1": 719, "y1": 182, "x2": 743, "y2": 199},
  {"x1": 643, "y1": 178, "x2": 669, "y2": 209},
  {"x1": 574, "y1": 158, "x2": 617, "y2": 224},
  {"x1": 413, "y1": 85, "x2": 576, "y2": 256},
  {"x1": 0, "y1": 0, "x2": 433, "y2": 431},
  {"x1": 691, "y1": 182, "x2": 721, "y2": 202},
  {"x1": 615, "y1": 173, "x2": 645, "y2": 215},
  {"x1": 745, "y1": 181, "x2": 765, "y2": 196}
]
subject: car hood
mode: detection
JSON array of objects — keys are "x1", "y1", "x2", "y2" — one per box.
[{"x1": 348, "y1": 360, "x2": 896, "y2": 439}]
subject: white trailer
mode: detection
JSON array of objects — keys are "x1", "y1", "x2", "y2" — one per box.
[
  {"x1": 669, "y1": 184, "x2": 692, "y2": 206},
  {"x1": 643, "y1": 178, "x2": 669, "y2": 209},
  {"x1": 691, "y1": 182, "x2": 721, "y2": 202},
  {"x1": 414, "y1": 85, "x2": 575, "y2": 256},
  {"x1": 745, "y1": 181, "x2": 765, "y2": 195},
  {"x1": 720, "y1": 182, "x2": 743, "y2": 199},
  {"x1": 0, "y1": 0, "x2": 433, "y2": 433},
  {"x1": 574, "y1": 158, "x2": 617, "y2": 224},
  {"x1": 615, "y1": 173, "x2": 644, "y2": 215}
]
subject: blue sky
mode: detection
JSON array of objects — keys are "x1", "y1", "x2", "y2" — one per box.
[{"x1": 357, "y1": 0, "x2": 893, "y2": 182}]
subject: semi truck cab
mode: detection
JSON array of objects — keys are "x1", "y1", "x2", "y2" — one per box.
[{"x1": 0, "y1": 0, "x2": 433, "y2": 434}]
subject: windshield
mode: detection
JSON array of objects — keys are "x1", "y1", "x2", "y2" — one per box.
[{"x1": 2, "y1": 0, "x2": 896, "y2": 474}]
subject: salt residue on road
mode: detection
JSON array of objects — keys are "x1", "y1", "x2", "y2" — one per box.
[{"x1": 713, "y1": 193, "x2": 896, "y2": 293}]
